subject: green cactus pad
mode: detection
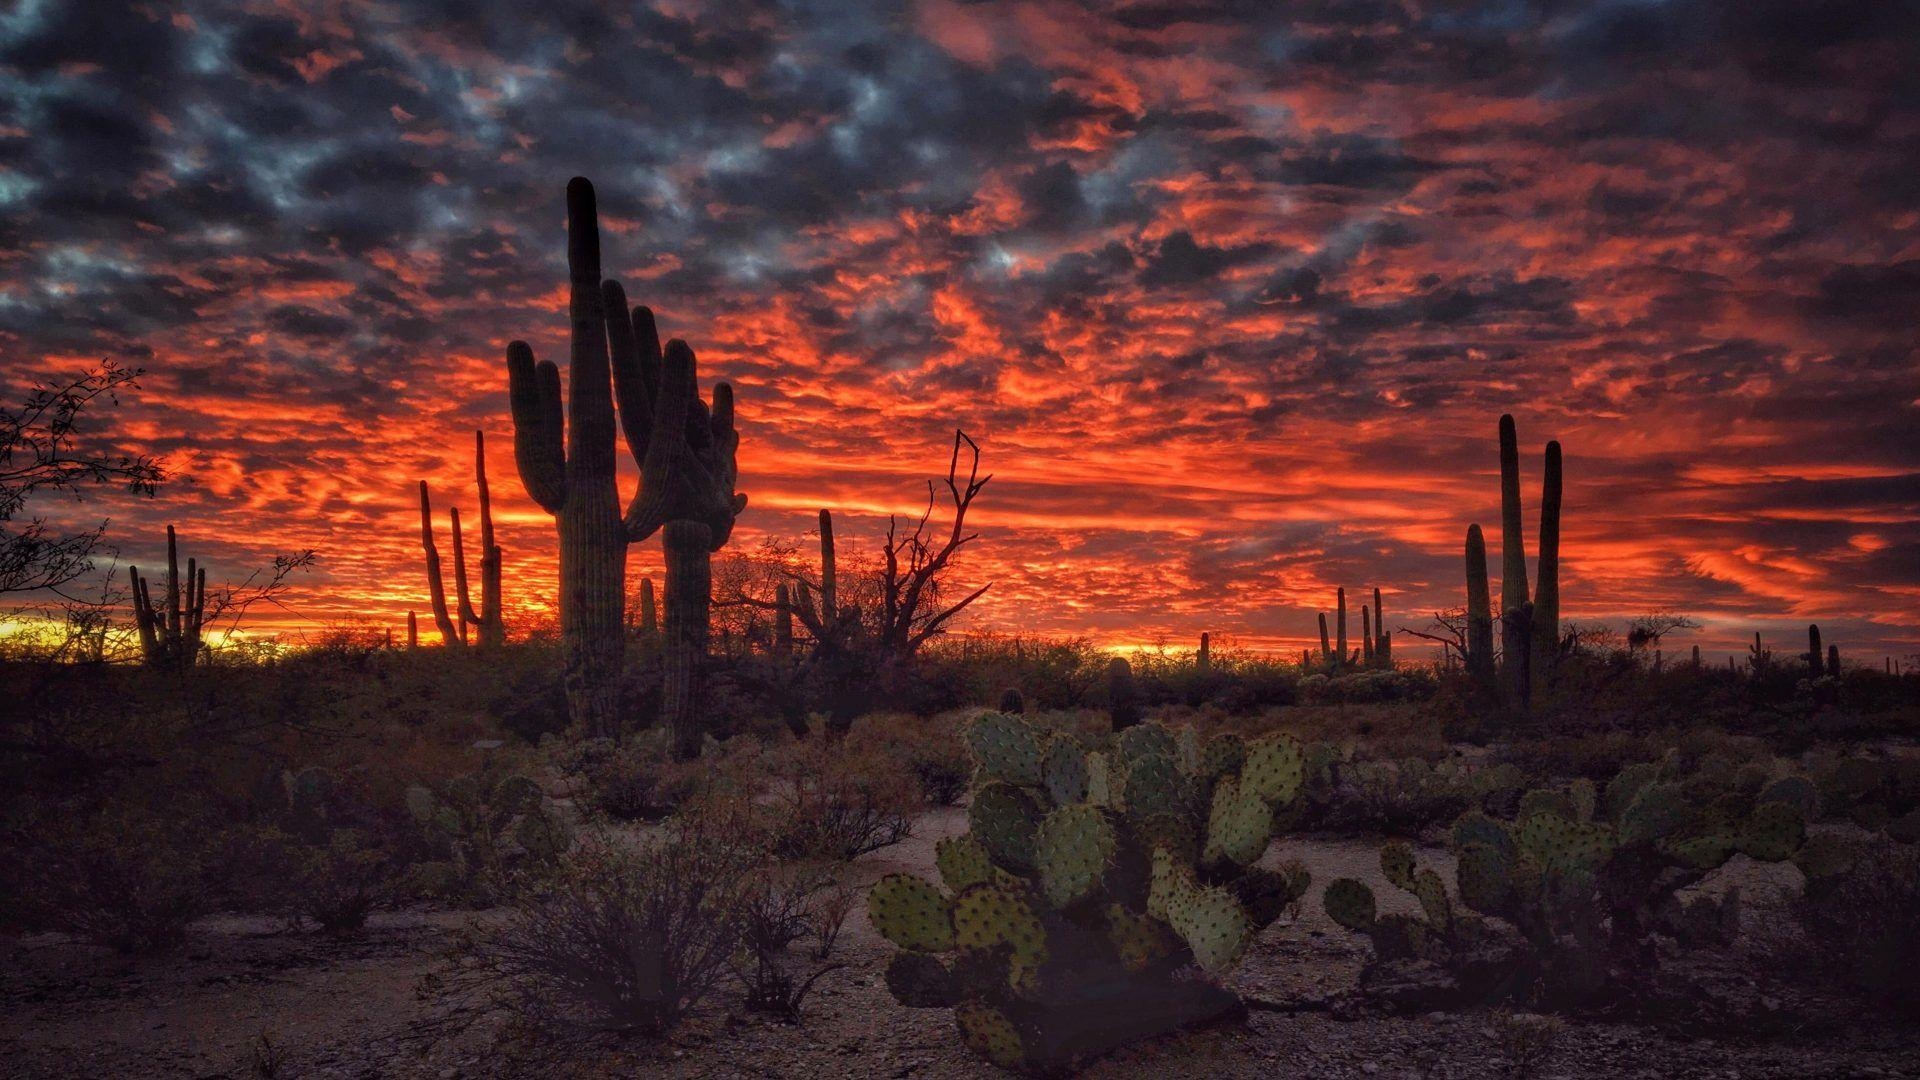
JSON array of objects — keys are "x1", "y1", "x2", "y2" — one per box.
[
  {"x1": 1168, "y1": 884, "x2": 1251, "y2": 976},
  {"x1": 1203, "y1": 775, "x2": 1273, "y2": 867},
  {"x1": 1619, "y1": 782, "x2": 1689, "y2": 846},
  {"x1": 936, "y1": 835, "x2": 996, "y2": 893},
  {"x1": 1380, "y1": 840, "x2": 1416, "y2": 891},
  {"x1": 969, "y1": 781, "x2": 1042, "y2": 873},
  {"x1": 1519, "y1": 787, "x2": 1578, "y2": 823},
  {"x1": 1411, "y1": 868, "x2": 1452, "y2": 928},
  {"x1": 1323, "y1": 877, "x2": 1377, "y2": 932},
  {"x1": 1451, "y1": 810, "x2": 1515, "y2": 857},
  {"x1": 952, "y1": 883, "x2": 1048, "y2": 981},
  {"x1": 1665, "y1": 834, "x2": 1737, "y2": 869},
  {"x1": 1739, "y1": 800, "x2": 1806, "y2": 862},
  {"x1": 1454, "y1": 841, "x2": 1513, "y2": 916},
  {"x1": 1604, "y1": 762, "x2": 1662, "y2": 823},
  {"x1": 955, "y1": 1000, "x2": 1026, "y2": 1070},
  {"x1": 965, "y1": 712, "x2": 1044, "y2": 786},
  {"x1": 1240, "y1": 733, "x2": 1305, "y2": 806},
  {"x1": 1517, "y1": 812, "x2": 1613, "y2": 882},
  {"x1": 1035, "y1": 804, "x2": 1116, "y2": 908},
  {"x1": 1120, "y1": 753, "x2": 1187, "y2": 820},
  {"x1": 867, "y1": 874, "x2": 955, "y2": 953},
  {"x1": 884, "y1": 951, "x2": 954, "y2": 1008},
  {"x1": 1116, "y1": 721, "x2": 1177, "y2": 763},
  {"x1": 1147, "y1": 846, "x2": 1198, "y2": 921},
  {"x1": 1200, "y1": 733, "x2": 1247, "y2": 780},
  {"x1": 1041, "y1": 737, "x2": 1090, "y2": 807}
]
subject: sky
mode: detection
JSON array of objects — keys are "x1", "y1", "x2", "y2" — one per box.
[{"x1": 2, "y1": 0, "x2": 1917, "y2": 661}]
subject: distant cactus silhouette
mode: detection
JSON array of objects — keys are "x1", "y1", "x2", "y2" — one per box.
[
  {"x1": 1197, "y1": 631, "x2": 1211, "y2": 675},
  {"x1": 504, "y1": 177, "x2": 743, "y2": 738},
  {"x1": 1464, "y1": 414, "x2": 1562, "y2": 708},
  {"x1": 1464, "y1": 524, "x2": 1494, "y2": 689},
  {"x1": 1107, "y1": 656, "x2": 1141, "y2": 731},
  {"x1": 1373, "y1": 586, "x2": 1391, "y2": 667},
  {"x1": 129, "y1": 525, "x2": 205, "y2": 671},
  {"x1": 416, "y1": 435, "x2": 505, "y2": 649}
]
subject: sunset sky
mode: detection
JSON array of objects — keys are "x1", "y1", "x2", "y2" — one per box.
[{"x1": 2, "y1": 1, "x2": 1917, "y2": 660}]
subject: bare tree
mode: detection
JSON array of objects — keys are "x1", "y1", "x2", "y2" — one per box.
[
  {"x1": 873, "y1": 430, "x2": 993, "y2": 658},
  {"x1": 1403, "y1": 606, "x2": 1469, "y2": 665},
  {"x1": 0, "y1": 360, "x2": 164, "y2": 596}
]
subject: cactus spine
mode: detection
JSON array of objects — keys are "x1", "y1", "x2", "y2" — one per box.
[{"x1": 128, "y1": 525, "x2": 206, "y2": 671}]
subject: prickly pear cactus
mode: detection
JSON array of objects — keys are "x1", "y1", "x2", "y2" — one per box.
[
  {"x1": 1327, "y1": 760, "x2": 1816, "y2": 1010},
  {"x1": 870, "y1": 715, "x2": 1311, "y2": 1072},
  {"x1": 407, "y1": 770, "x2": 571, "y2": 904}
]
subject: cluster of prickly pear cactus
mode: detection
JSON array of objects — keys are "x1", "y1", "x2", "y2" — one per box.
[
  {"x1": 407, "y1": 771, "x2": 571, "y2": 904},
  {"x1": 1326, "y1": 759, "x2": 1815, "y2": 1008},
  {"x1": 867, "y1": 714, "x2": 1310, "y2": 1072}
]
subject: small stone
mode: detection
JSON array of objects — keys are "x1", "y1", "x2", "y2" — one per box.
[{"x1": 1363, "y1": 1064, "x2": 1380, "y2": 1076}]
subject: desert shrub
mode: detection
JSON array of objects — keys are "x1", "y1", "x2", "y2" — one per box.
[
  {"x1": 1798, "y1": 839, "x2": 1920, "y2": 1017},
  {"x1": 222, "y1": 824, "x2": 408, "y2": 933},
  {"x1": 554, "y1": 734, "x2": 708, "y2": 823},
  {"x1": 729, "y1": 865, "x2": 847, "y2": 1021},
  {"x1": 450, "y1": 821, "x2": 750, "y2": 1037},
  {"x1": 1296, "y1": 668, "x2": 1434, "y2": 704},
  {"x1": 1318, "y1": 757, "x2": 1472, "y2": 835},
  {"x1": 406, "y1": 768, "x2": 572, "y2": 905},
  {"x1": 19, "y1": 802, "x2": 212, "y2": 952},
  {"x1": 761, "y1": 740, "x2": 915, "y2": 860}
]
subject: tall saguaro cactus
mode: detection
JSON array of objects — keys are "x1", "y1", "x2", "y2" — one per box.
[
  {"x1": 1373, "y1": 586, "x2": 1391, "y2": 667},
  {"x1": 1466, "y1": 414, "x2": 1562, "y2": 709},
  {"x1": 417, "y1": 433, "x2": 508, "y2": 649},
  {"x1": 417, "y1": 481, "x2": 463, "y2": 647},
  {"x1": 505, "y1": 177, "x2": 744, "y2": 736},
  {"x1": 1464, "y1": 524, "x2": 1494, "y2": 689},
  {"x1": 129, "y1": 525, "x2": 206, "y2": 671}
]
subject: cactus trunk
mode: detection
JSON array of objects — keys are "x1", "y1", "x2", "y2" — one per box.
[
  {"x1": 1336, "y1": 587, "x2": 1348, "y2": 667},
  {"x1": 1197, "y1": 632, "x2": 1211, "y2": 675},
  {"x1": 475, "y1": 430, "x2": 505, "y2": 649},
  {"x1": 1465, "y1": 524, "x2": 1494, "y2": 690},
  {"x1": 406, "y1": 611, "x2": 418, "y2": 649},
  {"x1": 819, "y1": 508, "x2": 838, "y2": 623},
  {"x1": 663, "y1": 519, "x2": 714, "y2": 760},
  {"x1": 1498, "y1": 414, "x2": 1530, "y2": 709},
  {"x1": 1807, "y1": 624, "x2": 1822, "y2": 670},
  {"x1": 1318, "y1": 613, "x2": 1331, "y2": 661},
  {"x1": 1531, "y1": 440, "x2": 1561, "y2": 691},
  {"x1": 1361, "y1": 606, "x2": 1374, "y2": 666},
  {"x1": 774, "y1": 582, "x2": 793, "y2": 656},
  {"x1": 1373, "y1": 586, "x2": 1390, "y2": 667}
]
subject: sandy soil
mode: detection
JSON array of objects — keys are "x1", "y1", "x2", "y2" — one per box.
[{"x1": 3, "y1": 810, "x2": 1914, "y2": 1079}]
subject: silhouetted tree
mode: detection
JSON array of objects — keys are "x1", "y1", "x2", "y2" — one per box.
[{"x1": 0, "y1": 360, "x2": 163, "y2": 596}]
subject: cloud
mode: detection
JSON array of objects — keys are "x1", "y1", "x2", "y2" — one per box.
[{"x1": 0, "y1": 0, "x2": 1914, "y2": 659}]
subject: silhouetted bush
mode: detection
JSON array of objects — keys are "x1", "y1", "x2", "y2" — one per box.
[
  {"x1": 450, "y1": 821, "x2": 751, "y2": 1037},
  {"x1": 1799, "y1": 840, "x2": 1920, "y2": 1018}
]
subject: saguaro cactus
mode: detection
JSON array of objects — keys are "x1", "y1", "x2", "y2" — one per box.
[
  {"x1": 1361, "y1": 606, "x2": 1374, "y2": 666},
  {"x1": 818, "y1": 508, "x2": 838, "y2": 623},
  {"x1": 1466, "y1": 415, "x2": 1562, "y2": 708},
  {"x1": 417, "y1": 481, "x2": 464, "y2": 647},
  {"x1": 1497, "y1": 414, "x2": 1531, "y2": 706},
  {"x1": 1827, "y1": 644, "x2": 1841, "y2": 678},
  {"x1": 1806, "y1": 624, "x2": 1823, "y2": 671},
  {"x1": 638, "y1": 577, "x2": 658, "y2": 638},
  {"x1": 1532, "y1": 439, "x2": 1562, "y2": 691},
  {"x1": 1464, "y1": 524, "x2": 1494, "y2": 689},
  {"x1": 505, "y1": 177, "x2": 743, "y2": 736},
  {"x1": 129, "y1": 525, "x2": 206, "y2": 671},
  {"x1": 1373, "y1": 586, "x2": 1391, "y2": 668},
  {"x1": 1197, "y1": 632, "x2": 1211, "y2": 675},
  {"x1": 469, "y1": 431, "x2": 505, "y2": 648},
  {"x1": 1318, "y1": 613, "x2": 1332, "y2": 662},
  {"x1": 1336, "y1": 587, "x2": 1348, "y2": 666},
  {"x1": 1108, "y1": 656, "x2": 1141, "y2": 731}
]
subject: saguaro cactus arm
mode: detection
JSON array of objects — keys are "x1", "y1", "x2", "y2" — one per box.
[{"x1": 505, "y1": 343, "x2": 567, "y2": 514}]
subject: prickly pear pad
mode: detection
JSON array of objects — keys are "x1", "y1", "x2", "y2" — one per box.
[
  {"x1": 868, "y1": 874, "x2": 955, "y2": 953},
  {"x1": 1035, "y1": 804, "x2": 1116, "y2": 907},
  {"x1": 966, "y1": 711, "x2": 1043, "y2": 786}
]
